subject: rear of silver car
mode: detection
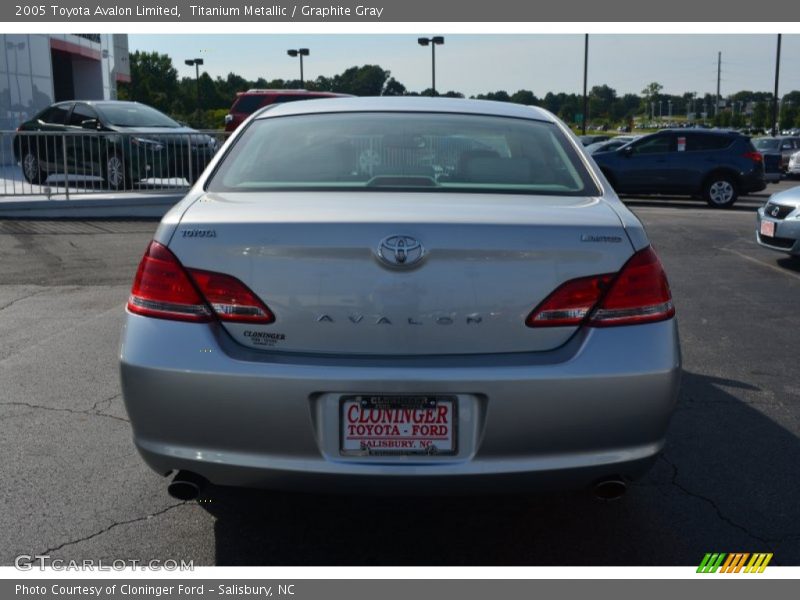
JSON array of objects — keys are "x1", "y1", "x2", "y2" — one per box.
[{"x1": 119, "y1": 99, "x2": 681, "y2": 495}]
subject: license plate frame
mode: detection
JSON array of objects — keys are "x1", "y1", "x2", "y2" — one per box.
[
  {"x1": 760, "y1": 219, "x2": 776, "y2": 237},
  {"x1": 339, "y1": 394, "x2": 458, "y2": 457}
]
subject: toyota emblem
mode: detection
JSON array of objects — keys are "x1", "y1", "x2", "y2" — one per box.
[
  {"x1": 376, "y1": 235, "x2": 425, "y2": 268},
  {"x1": 771, "y1": 206, "x2": 780, "y2": 217}
]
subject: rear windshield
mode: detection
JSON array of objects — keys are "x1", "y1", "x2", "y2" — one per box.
[
  {"x1": 753, "y1": 138, "x2": 780, "y2": 151},
  {"x1": 207, "y1": 112, "x2": 600, "y2": 196}
]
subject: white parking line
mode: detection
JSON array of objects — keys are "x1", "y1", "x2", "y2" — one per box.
[{"x1": 721, "y1": 247, "x2": 800, "y2": 282}]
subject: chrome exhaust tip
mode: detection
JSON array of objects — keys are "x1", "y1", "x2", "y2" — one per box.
[
  {"x1": 167, "y1": 470, "x2": 207, "y2": 501},
  {"x1": 593, "y1": 478, "x2": 627, "y2": 501}
]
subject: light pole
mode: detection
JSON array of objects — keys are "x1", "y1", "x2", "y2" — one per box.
[
  {"x1": 582, "y1": 34, "x2": 589, "y2": 135},
  {"x1": 417, "y1": 36, "x2": 444, "y2": 96},
  {"x1": 287, "y1": 48, "x2": 310, "y2": 87},
  {"x1": 772, "y1": 34, "x2": 781, "y2": 136},
  {"x1": 184, "y1": 58, "x2": 204, "y2": 110}
]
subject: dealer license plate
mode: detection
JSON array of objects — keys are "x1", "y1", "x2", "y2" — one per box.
[
  {"x1": 760, "y1": 219, "x2": 776, "y2": 237},
  {"x1": 340, "y1": 395, "x2": 457, "y2": 456}
]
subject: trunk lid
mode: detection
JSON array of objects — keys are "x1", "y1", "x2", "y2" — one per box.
[{"x1": 168, "y1": 192, "x2": 634, "y2": 355}]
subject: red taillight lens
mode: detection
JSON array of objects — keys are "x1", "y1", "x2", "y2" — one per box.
[
  {"x1": 128, "y1": 241, "x2": 211, "y2": 322},
  {"x1": 743, "y1": 151, "x2": 763, "y2": 163},
  {"x1": 187, "y1": 268, "x2": 274, "y2": 324},
  {"x1": 526, "y1": 246, "x2": 674, "y2": 328},
  {"x1": 128, "y1": 241, "x2": 274, "y2": 324},
  {"x1": 589, "y1": 247, "x2": 674, "y2": 326},
  {"x1": 525, "y1": 274, "x2": 614, "y2": 327}
]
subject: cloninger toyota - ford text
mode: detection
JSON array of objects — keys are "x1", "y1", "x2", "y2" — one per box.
[{"x1": 120, "y1": 97, "x2": 681, "y2": 501}]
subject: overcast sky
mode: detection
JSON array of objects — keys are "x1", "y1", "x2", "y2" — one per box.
[{"x1": 129, "y1": 34, "x2": 800, "y2": 98}]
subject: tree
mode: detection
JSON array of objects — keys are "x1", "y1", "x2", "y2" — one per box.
[
  {"x1": 779, "y1": 101, "x2": 797, "y2": 131},
  {"x1": 641, "y1": 82, "x2": 663, "y2": 117},
  {"x1": 474, "y1": 90, "x2": 511, "y2": 102},
  {"x1": 331, "y1": 65, "x2": 391, "y2": 96},
  {"x1": 619, "y1": 94, "x2": 641, "y2": 117},
  {"x1": 121, "y1": 51, "x2": 179, "y2": 113},
  {"x1": 752, "y1": 101, "x2": 768, "y2": 129},
  {"x1": 589, "y1": 84, "x2": 617, "y2": 118},
  {"x1": 382, "y1": 77, "x2": 407, "y2": 96},
  {"x1": 510, "y1": 90, "x2": 538, "y2": 105}
]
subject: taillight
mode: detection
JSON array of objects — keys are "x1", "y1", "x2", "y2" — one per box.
[
  {"x1": 525, "y1": 274, "x2": 614, "y2": 327},
  {"x1": 743, "y1": 151, "x2": 763, "y2": 163},
  {"x1": 128, "y1": 241, "x2": 212, "y2": 322},
  {"x1": 187, "y1": 269, "x2": 274, "y2": 323},
  {"x1": 128, "y1": 241, "x2": 274, "y2": 324},
  {"x1": 588, "y1": 247, "x2": 674, "y2": 326},
  {"x1": 526, "y1": 247, "x2": 674, "y2": 328}
]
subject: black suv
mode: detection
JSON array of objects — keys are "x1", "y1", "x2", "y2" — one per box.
[
  {"x1": 592, "y1": 129, "x2": 766, "y2": 208},
  {"x1": 14, "y1": 101, "x2": 218, "y2": 190}
]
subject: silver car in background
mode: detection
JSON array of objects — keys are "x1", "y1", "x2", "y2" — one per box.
[
  {"x1": 120, "y1": 98, "x2": 681, "y2": 500},
  {"x1": 757, "y1": 186, "x2": 800, "y2": 256},
  {"x1": 787, "y1": 151, "x2": 800, "y2": 179}
]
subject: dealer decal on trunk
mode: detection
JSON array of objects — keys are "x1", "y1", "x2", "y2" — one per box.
[{"x1": 243, "y1": 331, "x2": 286, "y2": 347}]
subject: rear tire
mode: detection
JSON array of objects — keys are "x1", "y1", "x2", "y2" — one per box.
[
  {"x1": 703, "y1": 175, "x2": 738, "y2": 208},
  {"x1": 103, "y1": 153, "x2": 131, "y2": 191},
  {"x1": 21, "y1": 146, "x2": 45, "y2": 185}
]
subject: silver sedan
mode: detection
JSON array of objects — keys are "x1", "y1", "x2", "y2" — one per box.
[
  {"x1": 119, "y1": 97, "x2": 681, "y2": 501},
  {"x1": 757, "y1": 186, "x2": 800, "y2": 256}
]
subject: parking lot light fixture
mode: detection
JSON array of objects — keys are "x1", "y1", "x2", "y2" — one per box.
[
  {"x1": 184, "y1": 58, "x2": 204, "y2": 111},
  {"x1": 287, "y1": 48, "x2": 310, "y2": 87},
  {"x1": 582, "y1": 34, "x2": 588, "y2": 135},
  {"x1": 417, "y1": 36, "x2": 444, "y2": 96}
]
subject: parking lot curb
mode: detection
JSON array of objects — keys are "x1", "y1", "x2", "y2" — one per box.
[{"x1": 0, "y1": 193, "x2": 182, "y2": 219}]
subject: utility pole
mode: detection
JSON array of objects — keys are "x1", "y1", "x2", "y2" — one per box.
[
  {"x1": 772, "y1": 34, "x2": 782, "y2": 136},
  {"x1": 582, "y1": 34, "x2": 588, "y2": 135},
  {"x1": 716, "y1": 51, "x2": 721, "y2": 119}
]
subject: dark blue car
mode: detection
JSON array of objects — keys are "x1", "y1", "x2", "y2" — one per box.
[{"x1": 592, "y1": 129, "x2": 766, "y2": 208}]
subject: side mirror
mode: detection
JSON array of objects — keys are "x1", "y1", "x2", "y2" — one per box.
[
  {"x1": 621, "y1": 145, "x2": 634, "y2": 157},
  {"x1": 80, "y1": 118, "x2": 100, "y2": 130}
]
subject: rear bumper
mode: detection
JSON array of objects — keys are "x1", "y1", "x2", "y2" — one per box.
[
  {"x1": 120, "y1": 314, "x2": 681, "y2": 494},
  {"x1": 741, "y1": 173, "x2": 767, "y2": 194}
]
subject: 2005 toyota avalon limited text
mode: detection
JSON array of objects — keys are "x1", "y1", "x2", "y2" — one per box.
[{"x1": 119, "y1": 97, "x2": 681, "y2": 501}]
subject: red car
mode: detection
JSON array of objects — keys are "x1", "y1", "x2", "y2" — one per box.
[{"x1": 224, "y1": 89, "x2": 352, "y2": 132}]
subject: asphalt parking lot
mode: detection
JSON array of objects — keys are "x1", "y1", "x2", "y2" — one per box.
[{"x1": 1, "y1": 182, "x2": 799, "y2": 567}]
